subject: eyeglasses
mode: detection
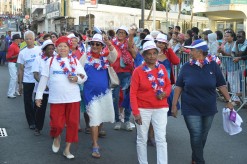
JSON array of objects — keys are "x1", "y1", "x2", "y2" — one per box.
[
  {"x1": 117, "y1": 31, "x2": 127, "y2": 35},
  {"x1": 51, "y1": 35, "x2": 56, "y2": 38},
  {"x1": 91, "y1": 42, "x2": 102, "y2": 47},
  {"x1": 237, "y1": 35, "x2": 242, "y2": 38}
]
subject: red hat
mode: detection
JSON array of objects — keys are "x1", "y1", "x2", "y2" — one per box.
[{"x1": 55, "y1": 36, "x2": 72, "y2": 47}]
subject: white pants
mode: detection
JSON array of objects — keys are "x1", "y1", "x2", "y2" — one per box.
[
  {"x1": 7, "y1": 62, "x2": 18, "y2": 96},
  {"x1": 136, "y1": 108, "x2": 168, "y2": 164}
]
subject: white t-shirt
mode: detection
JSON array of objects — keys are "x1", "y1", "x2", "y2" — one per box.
[
  {"x1": 41, "y1": 56, "x2": 87, "y2": 103},
  {"x1": 17, "y1": 46, "x2": 42, "y2": 83},
  {"x1": 31, "y1": 55, "x2": 49, "y2": 94}
]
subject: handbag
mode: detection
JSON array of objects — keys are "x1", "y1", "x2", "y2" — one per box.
[{"x1": 108, "y1": 66, "x2": 120, "y2": 88}]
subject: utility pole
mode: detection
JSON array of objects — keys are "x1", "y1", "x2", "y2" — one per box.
[
  {"x1": 141, "y1": 0, "x2": 145, "y2": 28},
  {"x1": 153, "y1": 0, "x2": 156, "y2": 30}
]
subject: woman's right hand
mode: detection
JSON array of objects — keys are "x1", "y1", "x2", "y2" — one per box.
[
  {"x1": 35, "y1": 99, "x2": 42, "y2": 108},
  {"x1": 171, "y1": 105, "x2": 178, "y2": 118},
  {"x1": 134, "y1": 115, "x2": 142, "y2": 125}
]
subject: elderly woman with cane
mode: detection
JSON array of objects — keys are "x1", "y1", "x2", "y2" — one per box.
[
  {"x1": 35, "y1": 36, "x2": 87, "y2": 159},
  {"x1": 130, "y1": 40, "x2": 171, "y2": 164},
  {"x1": 172, "y1": 39, "x2": 233, "y2": 164}
]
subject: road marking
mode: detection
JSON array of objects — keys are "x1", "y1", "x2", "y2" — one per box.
[{"x1": 0, "y1": 128, "x2": 8, "y2": 137}]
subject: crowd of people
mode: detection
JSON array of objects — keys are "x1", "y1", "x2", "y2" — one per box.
[{"x1": 2, "y1": 24, "x2": 247, "y2": 164}]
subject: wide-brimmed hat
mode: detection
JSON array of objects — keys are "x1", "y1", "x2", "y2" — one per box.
[
  {"x1": 12, "y1": 34, "x2": 21, "y2": 40},
  {"x1": 88, "y1": 33, "x2": 105, "y2": 45},
  {"x1": 150, "y1": 30, "x2": 161, "y2": 39},
  {"x1": 67, "y1": 33, "x2": 80, "y2": 42},
  {"x1": 55, "y1": 36, "x2": 72, "y2": 47},
  {"x1": 142, "y1": 40, "x2": 160, "y2": 53},
  {"x1": 155, "y1": 33, "x2": 168, "y2": 43},
  {"x1": 41, "y1": 39, "x2": 54, "y2": 50},
  {"x1": 141, "y1": 35, "x2": 154, "y2": 46},
  {"x1": 184, "y1": 39, "x2": 208, "y2": 52},
  {"x1": 116, "y1": 25, "x2": 129, "y2": 35}
]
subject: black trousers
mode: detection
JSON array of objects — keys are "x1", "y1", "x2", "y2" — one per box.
[
  {"x1": 34, "y1": 93, "x2": 49, "y2": 131},
  {"x1": 23, "y1": 83, "x2": 35, "y2": 126}
]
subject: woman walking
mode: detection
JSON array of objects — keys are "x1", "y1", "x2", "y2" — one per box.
[
  {"x1": 35, "y1": 36, "x2": 87, "y2": 159},
  {"x1": 130, "y1": 40, "x2": 171, "y2": 164},
  {"x1": 172, "y1": 39, "x2": 233, "y2": 164},
  {"x1": 80, "y1": 33, "x2": 117, "y2": 158}
]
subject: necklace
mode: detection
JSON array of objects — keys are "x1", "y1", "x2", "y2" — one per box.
[
  {"x1": 112, "y1": 37, "x2": 132, "y2": 65},
  {"x1": 87, "y1": 51, "x2": 110, "y2": 70},
  {"x1": 142, "y1": 62, "x2": 165, "y2": 96},
  {"x1": 41, "y1": 52, "x2": 49, "y2": 61},
  {"x1": 189, "y1": 54, "x2": 221, "y2": 67},
  {"x1": 56, "y1": 53, "x2": 77, "y2": 76}
]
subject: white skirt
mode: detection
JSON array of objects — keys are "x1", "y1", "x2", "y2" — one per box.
[{"x1": 86, "y1": 89, "x2": 115, "y2": 127}]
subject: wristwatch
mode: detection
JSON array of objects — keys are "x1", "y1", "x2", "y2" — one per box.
[{"x1": 226, "y1": 99, "x2": 232, "y2": 103}]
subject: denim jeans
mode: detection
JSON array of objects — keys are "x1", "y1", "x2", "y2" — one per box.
[
  {"x1": 184, "y1": 115, "x2": 214, "y2": 164},
  {"x1": 112, "y1": 72, "x2": 131, "y2": 122}
]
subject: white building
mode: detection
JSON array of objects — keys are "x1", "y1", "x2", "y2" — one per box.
[
  {"x1": 193, "y1": 0, "x2": 247, "y2": 32},
  {"x1": 31, "y1": 1, "x2": 209, "y2": 34}
]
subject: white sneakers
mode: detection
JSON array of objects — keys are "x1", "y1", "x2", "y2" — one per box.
[
  {"x1": 114, "y1": 121, "x2": 133, "y2": 131},
  {"x1": 125, "y1": 121, "x2": 133, "y2": 131},
  {"x1": 114, "y1": 122, "x2": 122, "y2": 130}
]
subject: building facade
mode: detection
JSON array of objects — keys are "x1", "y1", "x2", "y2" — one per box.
[
  {"x1": 0, "y1": 0, "x2": 23, "y2": 15},
  {"x1": 193, "y1": 0, "x2": 247, "y2": 32}
]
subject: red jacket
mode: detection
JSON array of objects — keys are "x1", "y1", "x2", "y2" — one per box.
[
  {"x1": 163, "y1": 48, "x2": 180, "y2": 84},
  {"x1": 130, "y1": 64, "x2": 171, "y2": 116},
  {"x1": 6, "y1": 42, "x2": 20, "y2": 63}
]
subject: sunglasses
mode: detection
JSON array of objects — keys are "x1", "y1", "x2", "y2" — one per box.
[
  {"x1": 91, "y1": 42, "x2": 102, "y2": 47},
  {"x1": 237, "y1": 35, "x2": 242, "y2": 38}
]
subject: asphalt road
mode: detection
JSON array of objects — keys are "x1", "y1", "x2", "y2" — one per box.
[{"x1": 0, "y1": 64, "x2": 247, "y2": 164}]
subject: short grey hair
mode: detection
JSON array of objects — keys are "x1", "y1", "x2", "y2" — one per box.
[{"x1": 24, "y1": 30, "x2": 35, "y2": 40}]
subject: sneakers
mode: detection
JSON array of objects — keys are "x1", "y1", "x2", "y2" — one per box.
[
  {"x1": 114, "y1": 122, "x2": 122, "y2": 130},
  {"x1": 15, "y1": 91, "x2": 21, "y2": 96},
  {"x1": 125, "y1": 121, "x2": 133, "y2": 131},
  {"x1": 7, "y1": 95, "x2": 16, "y2": 99}
]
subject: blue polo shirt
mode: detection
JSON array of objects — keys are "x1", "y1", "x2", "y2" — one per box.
[{"x1": 176, "y1": 61, "x2": 226, "y2": 116}]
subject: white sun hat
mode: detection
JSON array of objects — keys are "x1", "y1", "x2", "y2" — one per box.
[
  {"x1": 150, "y1": 30, "x2": 161, "y2": 39},
  {"x1": 89, "y1": 33, "x2": 105, "y2": 45},
  {"x1": 155, "y1": 33, "x2": 168, "y2": 43},
  {"x1": 116, "y1": 25, "x2": 129, "y2": 35},
  {"x1": 142, "y1": 40, "x2": 160, "y2": 53},
  {"x1": 144, "y1": 34, "x2": 154, "y2": 41},
  {"x1": 41, "y1": 39, "x2": 54, "y2": 50},
  {"x1": 67, "y1": 33, "x2": 80, "y2": 42}
]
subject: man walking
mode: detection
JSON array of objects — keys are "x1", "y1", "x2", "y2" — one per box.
[
  {"x1": 6, "y1": 34, "x2": 21, "y2": 98},
  {"x1": 17, "y1": 31, "x2": 41, "y2": 129}
]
